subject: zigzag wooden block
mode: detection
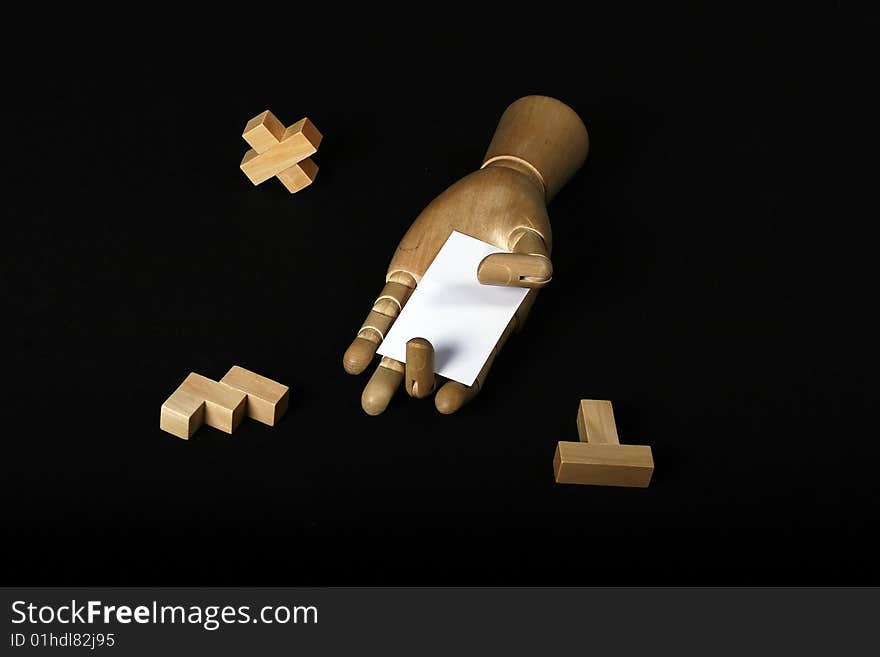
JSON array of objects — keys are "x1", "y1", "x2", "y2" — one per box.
[{"x1": 160, "y1": 367, "x2": 290, "y2": 439}]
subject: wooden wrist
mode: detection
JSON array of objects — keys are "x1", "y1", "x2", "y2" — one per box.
[{"x1": 481, "y1": 95, "x2": 589, "y2": 202}]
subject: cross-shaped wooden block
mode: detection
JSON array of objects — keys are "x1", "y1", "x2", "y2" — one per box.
[
  {"x1": 239, "y1": 110, "x2": 322, "y2": 193},
  {"x1": 553, "y1": 399, "x2": 654, "y2": 487}
]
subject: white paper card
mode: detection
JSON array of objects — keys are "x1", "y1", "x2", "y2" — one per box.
[{"x1": 377, "y1": 231, "x2": 529, "y2": 386}]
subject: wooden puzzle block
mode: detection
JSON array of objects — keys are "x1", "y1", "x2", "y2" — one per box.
[
  {"x1": 219, "y1": 365, "x2": 290, "y2": 426},
  {"x1": 160, "y1": 368, "x2": 291, "y2": 439},
  {"x1": 275, "y1": 157, "x2": 318, "y2": 193},
  {"x1": 576, "y1": 399, "x2": 619, "y2": 444},
  {"x1": 160, "y1": 373, "x2": 247, "y2": 440},
  {"x1": 554, "y1": 399, "x2": 654, "y2": 487},
  {"x1": 554, "y1": 442, "x2": 654, "y2": 488},
  {"x1": 240, "y1": 111, "x2": 322, "y2": 191},
  {"x1": 242, "y1": 110, "x2": 286, "y2": 153}
]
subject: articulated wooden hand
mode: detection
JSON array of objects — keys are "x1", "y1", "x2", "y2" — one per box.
[{"x1": 343, "y1": 96, "x2": 589, "y2": 415}]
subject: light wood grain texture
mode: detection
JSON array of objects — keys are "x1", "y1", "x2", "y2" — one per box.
[
  {"x1": 219, "y1": 365, "x2": 290, "y2": 426},
  {"x1": 476, "y1": 251, "x2": 553, "y2": 287},
  {"x1": 361, "y1": 357, "x2": 405, "y2": 416},
  {"x1": 343, "y1": 276, "x2": 417, "y2": 375},
  {"x1": 386, "y1": 96, "x2": 587, "y2": 288},
  {"x1": 344, "y1": 96, "x2": 589, "y2": 415},
  {"x1": 405, "y1": 338, "x2": 435, "y2": 398},
  {"x1": 484, "y1": 96, "x2": 589, "y2": 202},
  {"x1": 555, "y1": 399, "x2": 654, "y2": 487},
  {"x1": 376, "y1": 282, "x2": 414, "y2": 310},
  {"x1": 553, "y1": 442, "x2": 654, "y2": 488},
  {"x1": 576, "y1": 399, "x2": 620, "y2": 445},
  {"x1": 361, "y1": 310, "x2": 395, "y2": 341},
  {"x1": 478, "y1": 228, "x2": 553, "y2": 287},
  {"x1": 240, "y1": 111, "x2": 322, "y2": 192},
  {"x1": 276, "y1": 157, "x2": 318, "y2": 193},
  {"x1": 160, "y1": 373, "x2": 247, "y2": 439},
  {"x1": 242, "y1": 110, "x2": 286, "y2": 154}
]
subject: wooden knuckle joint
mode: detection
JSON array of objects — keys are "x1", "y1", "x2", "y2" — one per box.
[{"x1": 359, "y1": 309, "x2": 395, "y2": 341}]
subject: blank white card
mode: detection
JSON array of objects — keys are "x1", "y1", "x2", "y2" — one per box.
[{"x1": 377, "y1": 231, "x2": 529, "y2": 386}]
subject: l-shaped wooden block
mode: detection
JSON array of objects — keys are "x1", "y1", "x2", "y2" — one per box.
[
  {"x1": 553, "y1": 399, "x2": 654, "y2": 488},
  {"x1": 160, "y1": 373, "x2": 247, "y2": 439},
  {"x1": 220, "y1": 365, "x2": 289, "y2": 426},
  {"x1": 160, "y1": 366, "x2": 289, "y2": 439}
]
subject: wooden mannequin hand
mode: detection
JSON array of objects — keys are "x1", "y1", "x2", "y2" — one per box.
[{"x1": 343, "y1": 96, "x2": 589, "y2": 415}]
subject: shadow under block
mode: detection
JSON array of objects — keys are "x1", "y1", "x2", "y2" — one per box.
[
  {"x1": 240, "y1": 113, "x2": 322, "y2": 187},
  {"x1": 219, "y1": 365, "x2": 289, "y2": 426},
  {"x1": 160, "y1": 373, "x2": 247, "y2": 440}
]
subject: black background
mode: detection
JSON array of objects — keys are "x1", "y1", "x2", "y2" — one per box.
[{"x1": 2, "y1": 4, "x2": 874, "y2": 584}]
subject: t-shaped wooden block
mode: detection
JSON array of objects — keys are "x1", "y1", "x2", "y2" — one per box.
[
  {"x1": 240, "y1": 110, "x2": 322, "y2": 193},
  {"x1": 553, "y1": 400, "x2": 654, "y2": 487}
]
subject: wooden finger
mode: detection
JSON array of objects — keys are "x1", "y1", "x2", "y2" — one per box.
[
  {"x1": 434, "y1": 315, "x2": 516, "y2": 414},
  {"x1": 477, "y1": 228, "x2": 552, "y2": 288},
  {"x1": 361, "y1": 357, "x2": 404, "y2": 416},
  {"x1": 343, "y1": 274, "x2": 416, "y2": 375},
  {"x1": 434, "y1": 381, "x2": 480, "y2": 415},
  {"x1": 477, "y1": 252, "x2": 553, "y2": 287},
  {"x1": 405, "y1": 338, "x2": 436, "y2": 398}
]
